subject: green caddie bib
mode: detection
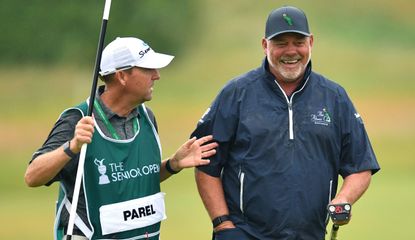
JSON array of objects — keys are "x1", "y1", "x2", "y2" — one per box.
[{"x1": 56, "y1": 101, "x2": 165, "y2": 240}]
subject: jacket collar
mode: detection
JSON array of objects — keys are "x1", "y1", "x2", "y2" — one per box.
[{"x1": 96, "y1": 85, "x2": 140, "y2": 121}]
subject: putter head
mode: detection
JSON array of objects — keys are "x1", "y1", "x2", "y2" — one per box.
[{"x1": 328, "y1": 203, "x2": 352, "y2": 225}]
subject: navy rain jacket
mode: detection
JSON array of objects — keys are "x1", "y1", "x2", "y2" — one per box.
[{"x1": 192, "y1": 59, "x2": 380, "y2": 240}]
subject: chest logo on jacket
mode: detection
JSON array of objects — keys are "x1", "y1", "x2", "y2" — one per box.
[{"x1": 310, "y1": 108, "x2": 332, "y2": 126}]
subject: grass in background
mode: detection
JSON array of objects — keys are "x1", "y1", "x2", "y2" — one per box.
[{"x1": 1, "y1": 0, "x2": 414, "y2": 239}]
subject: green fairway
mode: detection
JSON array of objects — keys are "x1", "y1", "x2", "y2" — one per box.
[{"x1": 1, "y1": 0, "x2": 414, "y2": 239}]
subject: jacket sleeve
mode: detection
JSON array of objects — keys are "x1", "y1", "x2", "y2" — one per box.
[
  {"x1": 338, "y1": 89, "x2": 380, "y2": 178},
  {"x1": 191, "y1": 80, "x2": 240, "y2": 177}
]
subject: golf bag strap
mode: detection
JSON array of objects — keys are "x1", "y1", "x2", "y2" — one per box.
[{"x1": 64, "y1": 198, "x2": 93, "y2": 239}]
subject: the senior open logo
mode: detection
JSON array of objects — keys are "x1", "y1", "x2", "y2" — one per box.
[{"x1": 94, "y1": 158, "x2": 160, "y2": 185}]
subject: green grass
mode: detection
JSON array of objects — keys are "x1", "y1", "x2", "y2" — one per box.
[{"x1": 2, "y1": 0, "x2": 415, "y2": 239}]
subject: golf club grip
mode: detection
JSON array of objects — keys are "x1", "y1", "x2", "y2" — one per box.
[
  {"x1": 87, "y1": 0, "x2": 111, "y2": 115},
  {"x1": 87, "y1": 18, "x2": 108, "y2": 116},
  {"x1": 330, "y1": 224, "x2": 339, "y2": 240}
]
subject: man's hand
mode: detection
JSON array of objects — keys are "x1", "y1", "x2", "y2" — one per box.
[
  {"x1": 71, "y1": 116, "x2": 95, "y2": 153},
  {"x1": 169, "y1": 135, "x2": 218, "y2": 171}
]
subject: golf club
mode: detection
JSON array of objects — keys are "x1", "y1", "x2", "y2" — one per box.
[{"x1": 66, "y1": 0, "x2": 112, "y2": 239}]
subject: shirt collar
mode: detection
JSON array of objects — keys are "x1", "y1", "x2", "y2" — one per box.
[{"x1": 96, "y1": 85, "x2": 140, "y2": 121}]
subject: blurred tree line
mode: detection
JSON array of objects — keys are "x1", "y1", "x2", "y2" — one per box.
[{"x1": 0, "y1": 0, "x2": 201, "y2": 66}]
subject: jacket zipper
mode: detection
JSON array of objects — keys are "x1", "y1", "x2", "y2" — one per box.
[
  {"x1": 274, "y1": 77, "x2": 310, "y2": 140},
  {"x1": 288, "y1": 102, "x2": 294, "y2": 139},
  {"x1": 238, "y1": 167, "x2": 245, "y2": 214}
]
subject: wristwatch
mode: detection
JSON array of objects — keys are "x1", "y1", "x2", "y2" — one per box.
[
  {"x1": 63, "y1": 141, "x2": 77, "y2": 159},
  {"x1": 212, "y1": 215, "x2": 230, "y2": 228},
  {"x1": 165, "y1": 159, "x2": 181, "y2": 174}
]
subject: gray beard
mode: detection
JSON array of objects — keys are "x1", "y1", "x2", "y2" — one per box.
[
  {"x1": 278, "y1": 54, "x2": 311, "y2": 83},
  {"x1": 278, "y1": 64, "x2": 305, "y2": 82},
  {"x1": 270, "y1": 50, "x2": 312, "y2": 83}
]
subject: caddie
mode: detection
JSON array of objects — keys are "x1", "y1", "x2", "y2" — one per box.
[{"x1": 25, "y1": 37, "x2": 218, "y2": 240}]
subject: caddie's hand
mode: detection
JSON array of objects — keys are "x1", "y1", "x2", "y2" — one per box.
[
  {"x1": 71, "y1": 116, "x2": 95, "y2": 153},
  {"x1": 170, "y1": 135, "x2": 218, "y2": 171}
]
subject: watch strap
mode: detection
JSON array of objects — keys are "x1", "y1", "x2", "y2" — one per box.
[
  {"x1": 63, "y1": 141, "x2": 77, "y2": 159},
  {"x1": 212, "y1": 215, "x2": 230, "y2": 228},
  {"x1": 165, "y1": 159, "x2": 181, "y2": 174}
]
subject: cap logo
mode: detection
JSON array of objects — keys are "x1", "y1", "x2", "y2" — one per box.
[
  {"x1": 139, "y1": 47, "x2": 150, "y2": 58},
  {"x1": 283, "y1": 13, "x2": 293, "y2": 26}
]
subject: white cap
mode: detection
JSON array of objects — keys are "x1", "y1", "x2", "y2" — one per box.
[{"x1": 100, "y1": 37, "x2": 174, "y2": 76}]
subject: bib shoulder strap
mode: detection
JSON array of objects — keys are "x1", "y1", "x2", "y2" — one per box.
[
  {"x1": 75, "y1": 101, "x2": 88, "y2": 115},
  {"x1": 143, "y1": 106, "x2": 158, "y2": 132},
  {"x1": 58, "y1": 101, "x2": 87, "y2": 120}
]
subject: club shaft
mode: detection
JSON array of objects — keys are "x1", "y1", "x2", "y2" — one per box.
[
  {"x1": 330, "y1": 224, "x2": 339, "y2": 240},
  {"x1": 66, "y1": 144, "x2": 88, "y2": 237},
  {"x1": 66, "y1": 0, "x2": 112, "y2": 238}
]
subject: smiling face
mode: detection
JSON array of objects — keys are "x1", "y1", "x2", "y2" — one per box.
[{"x1": 262, "y1": 32, "x2": 313, "y2": 84}]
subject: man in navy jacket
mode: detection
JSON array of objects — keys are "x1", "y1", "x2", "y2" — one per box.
[{"x1": 192, "y1": 6, "x2": 380, "y2": 240}]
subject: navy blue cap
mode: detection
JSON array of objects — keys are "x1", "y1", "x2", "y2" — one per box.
[{"x1": 265, "y1": 6, "x2": 310, "y2": 39}]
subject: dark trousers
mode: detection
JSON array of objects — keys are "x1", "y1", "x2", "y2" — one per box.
[{"x1": 213, "y1": 227, "x2": 253, "y2": 240}]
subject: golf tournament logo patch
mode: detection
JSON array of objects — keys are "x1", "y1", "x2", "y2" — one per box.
[
  {"x1": 94, "y1": 158, "x2": 161, "y2": 185},
  {"x1": 95, "y1": 158, "x2": 110, "y2": 185},
  {"x1": 310, "y1": 108, "x2": 332, "y2": 126}
]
